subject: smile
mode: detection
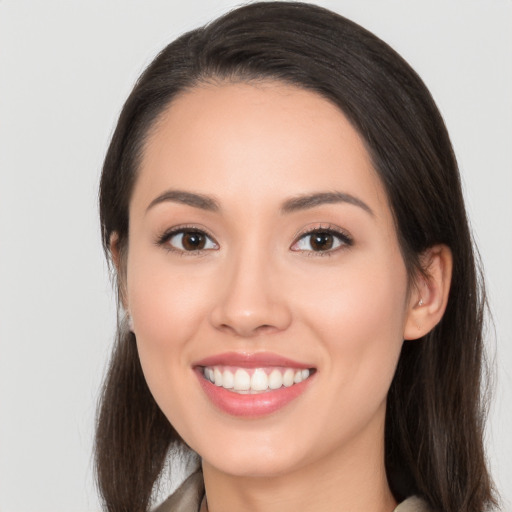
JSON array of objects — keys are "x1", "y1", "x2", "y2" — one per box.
[
  {"x1": 202, "y1": 366, "x2": 312, "y2": 394},
  {"x1": 194, "y1": 352, "x2": 316, "y2": 417}
]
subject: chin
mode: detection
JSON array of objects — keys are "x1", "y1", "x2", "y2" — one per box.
[
  {"x1": 193, "y1": 425, "x2": 313, "y2": 478},
  {"x1": 202, "y1": 450, "x2": 302, "y2": 478}
]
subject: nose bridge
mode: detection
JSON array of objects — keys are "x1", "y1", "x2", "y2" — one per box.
[{"x1": 210, "y1": 237, "x2": 291, "y2": 336}]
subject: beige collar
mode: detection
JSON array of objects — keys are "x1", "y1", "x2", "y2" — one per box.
[{"x1": 153, "y1": 471, "x2": 433, "y2": 512}]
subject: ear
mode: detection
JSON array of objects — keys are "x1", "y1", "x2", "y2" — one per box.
[
  {"x1": 110, "y1": 232, "x2": 129, "y2": 310},
  {"x1": 110, "y1": 232, "x2": 121, "y2": 271},
  {"x1": 403, "y1": 244, "x2": 453, "y2": 340}
]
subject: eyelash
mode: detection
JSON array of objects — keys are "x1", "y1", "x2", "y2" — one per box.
[
  {"x1": 155, "y1": 225, "x2": 219, "y2": 256},
  {"x1": 292, "y1": 225, "x2": 353, "y2": 255},
  {"x1": 155, "y1": 224, "x2": 353, "y2": 256}
]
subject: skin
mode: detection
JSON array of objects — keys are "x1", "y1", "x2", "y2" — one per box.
[{"x1": 114, "y1": 82, "x2": 452, "y2": 512}]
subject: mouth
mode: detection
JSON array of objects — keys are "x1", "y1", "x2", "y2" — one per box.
[
  {"x1": 201, "y1": 365, "x2": 313, "y2": 394},
  {"x1": 193, "y1": 352, "x2": 316, "y2": 417}
]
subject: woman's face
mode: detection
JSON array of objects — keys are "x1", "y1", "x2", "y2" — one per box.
[{"x1": 124, "y1": 82, "x2": 415, "y2": 477}]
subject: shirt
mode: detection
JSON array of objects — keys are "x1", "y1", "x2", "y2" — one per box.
[{"x1": 153, "y1": 471, "x2": 433, "y2": 512}]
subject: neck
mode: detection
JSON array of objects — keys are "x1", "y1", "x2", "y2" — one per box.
[{"x1": 201, "y1": 425, "x2": 397, "y2": 512}]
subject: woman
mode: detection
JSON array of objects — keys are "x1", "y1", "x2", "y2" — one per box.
[{"x1": 95, "y1": 2, "x2": 496, "y2": 511}]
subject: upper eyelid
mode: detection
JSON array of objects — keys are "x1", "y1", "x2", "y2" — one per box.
[
  {"x1": 158, "y1": 224, "x2": 218, "y2": 243},
  {"x1": 293, "y1": 224, "x2": 352, "y2": 241}
]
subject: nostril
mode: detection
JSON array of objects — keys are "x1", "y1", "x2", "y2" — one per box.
[
  {"x1": 255, "y1": 324, "x2": 278, "y2": 334},
  {"x1": 217, "y1": 323, "x2": 279, "y2": 337}
]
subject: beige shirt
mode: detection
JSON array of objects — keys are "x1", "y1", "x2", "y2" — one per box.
[{"x1": 153, "y1": 471, "x2": 433, "y2": 512}]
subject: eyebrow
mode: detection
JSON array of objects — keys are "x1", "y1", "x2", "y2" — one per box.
[
  {"x1": 145, "y1": 189, "x2": 373, "y2": 217},
  {"x1": 146, "y1": 190, "x2": 220, "y2": 213},
  {"x1": 281, "y1": 192, "x2": 374, "y2": 216}
]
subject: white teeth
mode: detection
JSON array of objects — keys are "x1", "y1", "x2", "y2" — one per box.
[
  {"x1": 294, "y1": 369, "x2": 309, "y2": 383},
  {"x1": 234, "y1": 369, "x2": 251, "y2": 391},
  {"x1": 214, "y1": 367, "x2": 223, "y2": 386},
  {"x1": 222, "y1": 369, "x2": 234, "y2": 389},
  {"x1": 251, "y1": 369, "x2": 268, "y2": 391},
  {"x1": 268, "y1": 369, "x2": 283, "y2": 389},
  {"x1": 203, "y1": 366, "x2": 312, "y2": 393},
  {"x1": 283, "y1": 369, "x2": 295, "y2": 387}
]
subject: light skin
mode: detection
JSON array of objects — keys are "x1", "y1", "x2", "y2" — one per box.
[{"x1": 112, "y1": 82, "x2": 452, "y2": 512}]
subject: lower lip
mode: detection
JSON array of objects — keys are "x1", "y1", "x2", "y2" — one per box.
[{"x1": 195, "y1": 369, "x2": 314, "y2": 417}]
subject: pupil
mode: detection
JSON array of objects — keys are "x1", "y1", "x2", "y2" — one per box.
[
  {"x1": 311, "y1": 233, "x2": 333, "y2": 251},
  {"x1": 183, "y1": 232, "x2": 204, "y2": 250}
]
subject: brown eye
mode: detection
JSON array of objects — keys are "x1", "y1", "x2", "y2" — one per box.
[
  {"x1": 291, "y1": 228, "x2": 352, "y2": 253},
  {"x1": 182, "y1": 231, "x2": 206, "y2": 250},
  {"x1": 310, "y1": 232, "x2": 334, "y2": 251},
  {"x1": 167, "y1": 230, "x2": 218, "y2": 252}
]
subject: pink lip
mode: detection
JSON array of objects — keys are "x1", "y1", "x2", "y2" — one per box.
[
  {"x1": 193, "y1": 352, "x2": 315, "y2": 417},
  {"x1": 193, "y1": 351, "x2": 312, "y2": 369}
]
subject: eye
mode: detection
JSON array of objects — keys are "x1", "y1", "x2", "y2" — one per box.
[
  {"x1": 291, "y1": 227, "x2": 352, "y2": 253},
  {"x1": 161, "y1": 229, "x2": 218, "y2": 252}
]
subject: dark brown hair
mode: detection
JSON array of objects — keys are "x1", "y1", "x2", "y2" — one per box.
[{"x1": 96, "y1": 2, "x2": 496, "y2": 511}]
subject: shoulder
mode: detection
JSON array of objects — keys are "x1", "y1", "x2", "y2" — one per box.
[
  {"x1": 394, "y1": 496, "x2": 436, "y2": 512},
  {"x1": 152, "y1": 471, "x2": 204, "y2": 512}
]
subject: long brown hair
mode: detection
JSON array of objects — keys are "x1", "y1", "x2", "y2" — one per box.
[{"x1": 96, "y1": 3, "x2": 496, "y2": 511}]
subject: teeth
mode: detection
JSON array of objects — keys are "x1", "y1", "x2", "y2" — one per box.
[
  {"x1": 202, "y1": 366, "x2": 311, "y2": 393},
  {"x1": 268, "y1": 369, "x2": 283, "y2": 389},
  {"x1": 283, "y1": 368, "x2": 295, "y2": 387},
  {"x1": 214, "y1": 368, "x2": 223, "y2": 386},
  {"x1": 222, "y1": 369, "x2": 234, "y2": 389},
  {"x1": 251, "y1": 369, "x2": 268, "y2": 391},
  {"x1": 234, "y1": 369, "x2": 251, "y2": 391},
  {"x1": 294, "y1": 369, "x2": 310, "y2": 384}
]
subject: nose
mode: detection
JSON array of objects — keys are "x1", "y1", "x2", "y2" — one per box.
[{"x1": 209, "y1": 250, "x2": 292, "y2": 338}]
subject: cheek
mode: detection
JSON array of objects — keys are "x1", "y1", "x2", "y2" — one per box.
[
  {"x1": 125, "y1": 251, "x2": 213, "y2": 397},
  {"x1": 295, "y1": 255, "x2": 408, "y2": 406},
  {"x1": 128, "y1": 252, "x2": 209, "y2": 342},
  {"x1": 297, "y1": 253, "x2": 408, "y2": 335}
]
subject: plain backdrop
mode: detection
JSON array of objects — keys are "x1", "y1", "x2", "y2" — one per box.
[{"x1": 0, "y1": 1, "x2": 511, "y2": 511}]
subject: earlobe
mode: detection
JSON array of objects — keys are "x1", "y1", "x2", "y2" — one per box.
[{"x1": 404, "y1": 244, "x2": 453, "y2": 340}]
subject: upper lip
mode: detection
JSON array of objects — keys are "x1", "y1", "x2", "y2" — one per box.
[{"x1": 193, "y1": 352, "x2": 313, "y2": 369}]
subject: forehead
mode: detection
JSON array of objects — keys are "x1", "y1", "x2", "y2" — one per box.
[{"x1": 133, "y1": 81, "x2": 389, "y2": 219}]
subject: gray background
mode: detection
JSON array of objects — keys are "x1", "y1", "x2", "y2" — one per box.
[{"x1": 1, "y1": 1, "x2": 511, "y2": 510}]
